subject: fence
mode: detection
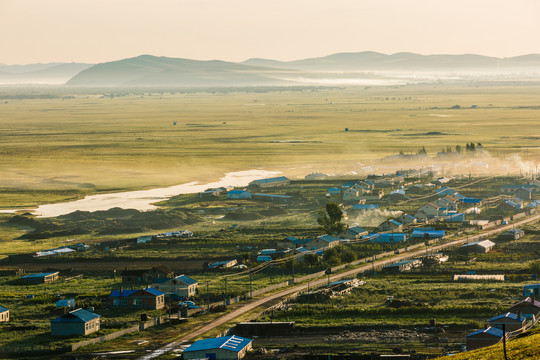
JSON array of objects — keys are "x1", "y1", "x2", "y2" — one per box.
[{"x1": 70, "y1": 316, "x2": 165, "y2": 351}]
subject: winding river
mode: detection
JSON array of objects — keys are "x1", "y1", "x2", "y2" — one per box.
[{"x1": 16, "y1": 169, "x2": 280, "y2": 218}]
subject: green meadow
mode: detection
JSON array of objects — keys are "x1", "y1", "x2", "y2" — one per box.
[{"x1": 1, "y1": 84, "x2": 540, "y2": 208}]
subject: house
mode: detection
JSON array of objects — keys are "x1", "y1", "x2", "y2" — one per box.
[
  {"x1": 499, "y1": 228, "x2": 525, "y2": 241},
  {"x1": 500, "y1": 184, "x2": 537, "y2": 194},
  {"x1": 136, "y1": 235, "x2": 154, "y2": 244},
  {"x1": 342, "y1": 187, "x2": 361, "y2": 202},
  {"x1": 304, "y1": 235, "x2": 339, "y2": 250},
  {"x1": 109, "y1": 287, "x2": 165, "y2": 310},
  {"x1": 339, "y1": 226, "x2": 368, "y2": 240},
  {"x1": 443, "y1": 212, "x2": 465, "y2": 223},
  {"x1": 378, "y1": 219, "x2": 403, "y2": 232},
  {"x1": 151, "y1": 275, "x2": 198, "y2": 299},
  {"x1": 277, "y1": 236, "x2": 310, "y2": 250},
  {"x1": 488, "y1": 312, "x2": 526, "y2": 333},
  {"x1": 461, "y1": 198, "x2": 482, "y2": 206},
  {"x1": 121, "y1": 265, "x2": 174, "y2": 284},
  {"x1": 434, "y1": 195, "x2": 459, "y2": 211},
  {"x1": 415, "y1": 202, "x2": 444, "y2": 219},
  {"x1": 498, "y1": 199, "x2": 522, "y2": 212},
  {"x1": 199, "y1": 188, "x2": 222, "y2": 198},
  {"x1": 227, "y1": 190, "x2": 252, "y2": 199},
  {"x1": 466, "y1": 327, "x2": 504, "y2": 350},
  {"x1": 183, "y1": 335, "x2": 253, "y2": 360},
  {"x1": 411, "y1": 229, "x2": 445, "y2": 239},
  {"x1": 435, "y1": 187, "x2": 456, "y2": 196},
  {"x1": 382, "y1": 259, "x2": 421, "y2": 274},
  {"x1": 0, "y1": 305, "x2": 9, "y2": 322},
  {"x1": 397, "y1": 213, "x2": 417, "y2": 224},
  {"x1": 460, "y1": 240, "x2": 495, "y2": 253},
  {"x1": 327, "y1": 188, "x2": 341, "y2": 195},
  {"x1": 368, "y1": 233, "x2": 407, "y2": 243},
  {"x1": 524, "y1": 284, "x2": 540, "y2": 297},
  {"x1": 56, "y1": 299, "x2": 75, "y2": 308},
  {"x1": 20, "y1": 272, "x2": 59, "y2": 284},
  {"x1": 51, "y1": 308, "x2": 101, "y2": 336},
  {"x1": 249, "y1": 176, "x2": 290, "y2": 188},
  {"x1": 515, "y1": 187, "x2": 532, "y2": 201},
  {"x1": 305, "y1": 172, "x2": 326, "y2": 180},
  {"x1": 208, "y1": 259, "x2": 238, "y2": 269},
  {"x1": 508, "y1": 297, "x2": 540, "y2": 319}
]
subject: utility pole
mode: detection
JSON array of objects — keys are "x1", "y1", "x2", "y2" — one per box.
[
  {"x1": 224, "y1": 277, "x2": 228, "y2": 299},
  {"x1": 249, "y1": 269, "x2": 252, "y2": 299},
  {"x1": 502, "y1": 324, "x2": 508, "y2": 360},
  {"x1": 291, "y1": 256, "x2": 295, "y2": 283},
  {"x1": 206, "y1": 281, "x2": 210, "y2": 312}
]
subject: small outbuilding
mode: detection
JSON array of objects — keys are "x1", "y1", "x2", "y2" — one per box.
[
  {"x1": 51, "y1": 308, "x2": 101, "y2": 336},
  {"x1": 489, "y1": 312, "x2": 526, "y2": 333},
  {"x1": 20, "y1": 272, "x2": 59, "y2": 284},
  {"x1": 499, "y1": 228, "x2": 525, "y2": 241},
  {"x1": 466, "y1": 327, "x2": 503, "y2": 350},
  {"x1": 183, "y1": 335, "x2": 253, "y2": 360},
  {"x1": 0, "y1": 305, "x2": 9, "y2": 322},
  {"x1": 460, "y1": 240, "x2": 495, "y2": 253}
]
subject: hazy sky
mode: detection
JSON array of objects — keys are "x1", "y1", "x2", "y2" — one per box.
[{"x1": 1, "y1": 0, "x2": 539, "y2": 64}]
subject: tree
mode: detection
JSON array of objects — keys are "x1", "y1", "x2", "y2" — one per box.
[
  {"x1": 455, "y1": 145, "x2": 462, "y2": 153},
  {"x1": 317, "y1": 202, "x2": 345, "y2": 235}
]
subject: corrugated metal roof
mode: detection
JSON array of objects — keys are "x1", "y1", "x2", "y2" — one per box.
[
  {"x1": 175, "y1": 275, "x2": 198, "y2": 285},
  {"x1": 142, "y1": 287, "x2": 164, "y2": 296},
  {"x1": 317, "y1": 234, "x2": 339, "y2": 243},
  {"x1": 489, "y1": 312, "x2": 525, "y2": 323},
  {"x1": 467, "y1": 327, "x2": 504, "y2": 338},
  {"x1": 51, "y1": 308, "x2": 100, "y2": 323},
  {"x1": 184, "y1": 335, "x2": 252, "y2": 353},
  {"x1": 411, "y1": 230, "x2": 446, "y2": 238},
  {"x1": 252, "y1": 176, "x2": 289, "y2": 184},
  {"x1": 21, "y1": 272, "x2": 58, "y2": 279},
  {"x1": 0, "y1": 305, "x2": 8, "y2": 313},
  {"x1": 109, "y1": 289, "x2": 137, "y2": 297}
]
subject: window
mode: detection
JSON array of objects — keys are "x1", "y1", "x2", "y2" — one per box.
[
  {"x1": 121, "y1": 298, "x2": 127, "y2": 305},
  {"x1": 135, "y1": 298, "x2": 142, "y2": 305},
  {"x1": 113, "y1": 299, "x2": 119, "y2": 306}
]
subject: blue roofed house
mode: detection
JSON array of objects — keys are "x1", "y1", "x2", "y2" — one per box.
[
  {"x1": 183, "y1": 335, "x2": 253, "y2": 360},
  {"x1": 249, "y1": 176, "x2": 290, "y2": 188},
  {"x1": 0, "y1": 305, "x2": 9, "y2": 322},
  {"x1": 411, "y1": 229, "x2": 446, "y2": 239},
  {"x1": 227, "y1": 190, "x2": 252, "y2": 199},
  {"x1": 51, "y1": 308, "x2": 101, "y2": 336},
  {"x1": 466, "y1": 327, "x2": 504, "y2": 350},
  {"x1": 109, "y1": 287, "x2": 165, "y2": 310},
  {"x1": 305, "y1": 235, "x2": 339, "y2": 250},
  {"x1": 396, "y1": 213, "x2": 417, "y2": 224},
  {"x1": 151, "y1": 275, "x2": 198, "y2": 299},
  {"x1": 489, "y1": 312, "x2": 526, "y2": 333},
  {"x1": 277, "y1": 236, "x2": 310, "y2": 250}
]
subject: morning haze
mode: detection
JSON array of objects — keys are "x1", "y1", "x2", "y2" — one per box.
[{"x1": 0, "y1": 1, "x2": 539, "y2": 360}]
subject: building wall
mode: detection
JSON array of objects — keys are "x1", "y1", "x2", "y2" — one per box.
[
  {"x1": 184, "y1": 345, "x2": 251, "y2": 360},
  {"x1": 305, "y1": 239, "x2": 338, "y2": 251},
  {"x1": 466, "y1": 336, "x2": 501, "y2": 351},
  {"x1": 52, "y1": 320, "x2": 99, "y2": 336},
  {"x1": 0, "y1": 310, "x2": 9, "y2": 322},
  {"x1": 490, "y1": 319, "x2": 525, "y2": 333},
  {"x1": 509, "y1": 303, "x2": 540, "y2": 317}
]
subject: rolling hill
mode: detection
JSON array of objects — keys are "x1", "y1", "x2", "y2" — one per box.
[{"x1": 0, "y1": 63, "x2": 93, "y2": 85}]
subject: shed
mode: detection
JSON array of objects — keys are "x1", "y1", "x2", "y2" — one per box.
[
  {"x1": 183, "y1": 335, "x2": 253, "y2": 360},
  {"x1": 382, "y1": 259, "x2": 421, "y2": 274},
  {"x1": 508, "y1": 297, "x2": 540, "y2": 319},
  {"x1": 56, "y1": 299, "x2": 75, "y2": 308},
  {"x1": 0, "y1": 305, "x2": 9, "y2": 322},
  {"x1": 460, "y1": 240, "x2": 495, "y2": 253},
  {"x1": 51, "y1": 308, "x2": 101, "y2": 336},
  {"x1": 489, "y1": 312, "x2": 526, "y2": 333},
  {"x1": 20, "y1": 272, "x2": 59, "y2": 284},
  {"x1": 466, "y1": 327, "x2": 503, "y2": 350},
  {"x1": 499, "y1": 228, "x2": 525, "y2": 241},
  {"x1": 208, "y1": 259, "x2": 238, "y2": 269}
]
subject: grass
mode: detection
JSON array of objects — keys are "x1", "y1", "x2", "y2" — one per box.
[{"x1": 1, "y1": 85, "x2": 540, "y2": 208}]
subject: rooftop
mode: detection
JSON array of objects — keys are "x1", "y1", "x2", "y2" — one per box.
[
  {"x1": 51, "y1": 308, "x2": 100, "y2": 324},
  {"x1": 184, "y1": 335, "x2": 252, "y2": 353}
]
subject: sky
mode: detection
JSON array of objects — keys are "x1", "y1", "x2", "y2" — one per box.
[{"x1": 1, "y1": 0, "x2": 540, "y2": 65}]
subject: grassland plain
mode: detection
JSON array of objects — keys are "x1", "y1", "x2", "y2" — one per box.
[{"x1": 1, "y1": 85, "x2": 540, "y2": 209}]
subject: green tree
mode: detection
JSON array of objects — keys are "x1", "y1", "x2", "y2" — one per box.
[
  {"x1": 323, "y1": 247, "x2": 342, "y2": 266},
  {"x1": 317, "y1": 202, "x2": 345, "y2": 234}
]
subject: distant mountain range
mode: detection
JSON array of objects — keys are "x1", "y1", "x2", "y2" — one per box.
[{"x1": 2, "y1": 52, "x2": 540, "y2": 87}]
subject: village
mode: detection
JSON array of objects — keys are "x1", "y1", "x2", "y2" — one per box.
[{"x1": 0, "y1": 165, "x2": 539, "y2": 359}]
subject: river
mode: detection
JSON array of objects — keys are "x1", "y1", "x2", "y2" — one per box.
[{"x1": 17, "y1": 169, "x2": 280, "y2": 218}]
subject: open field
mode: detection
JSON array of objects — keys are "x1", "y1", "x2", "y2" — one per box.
[{"x1": 1, "y1": 85, "x2": 540, "y2": 208}]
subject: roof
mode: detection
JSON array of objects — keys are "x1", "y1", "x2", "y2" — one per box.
[
  {"x1": 348, "y1": 226, "x2": 367, "y2": 235},
  {"x1": 0, "y1": 305, "x2": 8, "y2": 313},
  {"x1": 152, "y1": 278, "x2": 171, "y2": 284},
  {"x1": 411, "y1": 230, "x2": 446, "y2": 238},
  {"x1": 388, "y1": 219, "x2": 402, "y2": 226},
  {"x1": 284, "y1": 237, "x2": 310, "y2": 245},
  {"x1": 461, "y1": 198, "x2": 482, "y2": 203},
  {"x1": 175, "y1": 275, "x2": 198, "y2": 285},
  {"x1": 252, "y1": 176, "x2": 289, "y2": 184},
  {"x1": 402, "y1": 214, "x2": 416, "y2": 220},
  {"x1": 51, "y1": 308, "x2": 100, "y2": 323},
  {"x1": 21, "y1": 272, "x2": 58, "y2": 279},
  {"x1": 467, "y1": 327, "x2": 504, "y2": 338},
  {"x1": 489, "y1": 312, "x2": 525, "y2": 323},
  {"x1": 110, "y1": 289, "x2": 137, "y2": 297},
  {"x1": 462, "y1": 240, "x2": 495, "y2": 249},
  {"x1": 253, "y1": 193, "x2": 292, "y2": 199},
  {"x1": 383, "y1": 259, "x2": 418, "y2": 269},
  {"x1": 141, "y1": 287, "x2": 164, "y2": 296},
  {"x1": 184, "y1": 335, "x2": 252, "y2": 353},
  {"x1": 352, "y1": 204, "x2": 379, "y2": 210},
  {"x1": 317, "y1": 234, "x2": 339, "y2": 243},
  {"x1": 208, "y1": 259, "x2": 237, "y2": 268},
  {"x1": 511, "y1": 297, "x2": 540, "y2": 308},
  {"x1": 524, "y1": 283, "x2": 540, "y2": 289}
]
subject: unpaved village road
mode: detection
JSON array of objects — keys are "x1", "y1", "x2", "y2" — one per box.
[{"x1": 139, "y1": 214, "x2": 540, "y2": 359}]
